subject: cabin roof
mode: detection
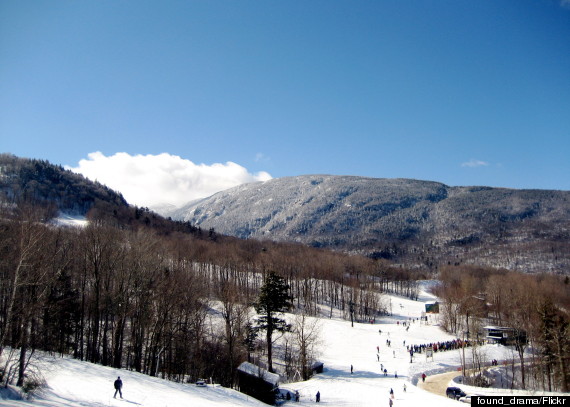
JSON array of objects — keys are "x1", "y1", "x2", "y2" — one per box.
[{"x1": 237, "y1": 362, "x2": 280, "y2": 386}]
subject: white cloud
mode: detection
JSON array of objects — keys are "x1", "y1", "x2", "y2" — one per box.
[
  {"x1": 69, "y1": 152, "x2": 272, "y2": 210},
  {"x1": 461, "y1": 159, "x2": 490, "y2": 168}
]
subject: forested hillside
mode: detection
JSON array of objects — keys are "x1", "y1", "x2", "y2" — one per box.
[
  {"x1": 0, "y1": 153, "x2": 128, "y2": 215},
  {"x1": 0, "y1": 154, "x2": 204, "y2": 235},
  {"x1": 0, "y1": 155, "x2": 421, "y2": 390},
  {"x1": 434, "y1": 265, "x2": 570, "y2": 391},
  {"x1": 171, "y1": 175, "x2": 570, "y2": 274}
]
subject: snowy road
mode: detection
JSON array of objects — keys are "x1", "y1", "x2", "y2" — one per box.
[{"x1": 418, "y1": 370, "x2": 459, "y2": 397}]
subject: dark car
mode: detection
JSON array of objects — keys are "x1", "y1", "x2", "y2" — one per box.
[{"x1": 446, "y1": 387, "x2": 467, "y2": 400}]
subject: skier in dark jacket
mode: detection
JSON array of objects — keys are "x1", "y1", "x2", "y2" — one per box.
[{"x1": 114, "y1": 376, "x2": 123, "y2": 399}]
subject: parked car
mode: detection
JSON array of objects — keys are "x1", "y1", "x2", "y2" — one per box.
[{"x1": 446, "y1": 387, "x2": 467, "y2": 400}]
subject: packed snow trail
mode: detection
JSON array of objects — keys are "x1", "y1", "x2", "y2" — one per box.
[{"x1": 282, "y1": 285, "x2": 467, "y2": 406}]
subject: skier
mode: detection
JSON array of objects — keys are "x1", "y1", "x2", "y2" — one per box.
[
  {"x1": 403, "y1": 383, "x2": 407, "y2": 392},
  {"x1": 389, "y1": 398, "x2": 394, "y2": 407},
  {"x1": 390, "y1": 388, "x2": 394, "y2": 399},
  {"x1": 421, "y1": 373, "x2": 426, "y2": 382},
  {"x1": 113, "y1": 376, "x2": 123, "y2": 399},
  {"x1": 351, "y1": 364, "x2": 353, "y2": 374},
  {"x1": 295, "y1": 390, "x2": 300, "y2": 402},
  {"x1": 316, "y1": 390, "x2": 320, "y2": 402}
]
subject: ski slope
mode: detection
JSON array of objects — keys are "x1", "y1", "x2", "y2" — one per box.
[{"x1": 0, "y1": 281, "x2": 555, "y2": 406}]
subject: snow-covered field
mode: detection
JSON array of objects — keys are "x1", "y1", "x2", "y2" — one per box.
[{"x1": 0, "y1": 281, "x2": 560, "y2": 406}]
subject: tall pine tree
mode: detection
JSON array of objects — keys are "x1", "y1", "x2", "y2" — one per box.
[{"x1": 254, "y1": 272, "x2": 293, "y2": 373}]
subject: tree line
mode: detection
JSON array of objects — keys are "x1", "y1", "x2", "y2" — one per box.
[
  {"x1": 0, "y1": 203, "x2": 421, "y2": 391},
  {"x1": 434, "y1": 265, "x2": 570, "y2": 392}
]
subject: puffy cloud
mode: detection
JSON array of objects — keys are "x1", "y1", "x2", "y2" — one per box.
[
  {"x1": 461, "y1": 159, "x2": 489, "y2": 168},
  {"x1": 69, "y1": 152, "x2": 272, "y2": 210}
]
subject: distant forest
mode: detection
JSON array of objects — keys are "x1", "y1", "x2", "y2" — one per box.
[
  {"x1": 0, "y1": 153, "x2": 127, "y2": 215},
  {"x1": 435, "y1": 266, "x2": 570, "y2": 392},
  {"x1": 0, "y1": 153, "x2": 207, "y2": 234}
]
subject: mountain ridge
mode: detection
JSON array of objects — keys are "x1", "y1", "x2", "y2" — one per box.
[
  {"x1": 2, "y1": 153, "x2": 568, "y2": 274},
  {"x1": 169, "y1": 174, "x2": 570, "y2": 273}
]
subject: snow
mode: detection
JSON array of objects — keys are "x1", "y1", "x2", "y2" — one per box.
[
  {"x1": 0, "y1": 281, "x2": 561, "y2": 406},
  {"x1": 50, "y1": 213, "x2": 88, "y2": 228},
  {"x1": 0, "y1": 356, "x2": 268, "y2": 407},
  {"x1": 238, "y1": 362, "x2": 280, "y2": 386}
]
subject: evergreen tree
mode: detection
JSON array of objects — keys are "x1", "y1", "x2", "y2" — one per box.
[{"x1": 254, "y1": 272, "x2": 293, "y2": 372}]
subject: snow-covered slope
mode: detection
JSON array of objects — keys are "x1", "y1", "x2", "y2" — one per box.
[
  {"x1": 2, "y1": 281, "x2": 560, "y2": 407},
  {"x1": 169, "y1": 175, "x2": 570, "y2": 273},
  {"x1": 0, "y1": 356, "x2": 268, "y2": 407},
  {"x1": 170, "y1": 175, "x2": 448, "y2": 244},
  {"x1": 50, "y1": 213, "x2": 89, "y2": 228}
]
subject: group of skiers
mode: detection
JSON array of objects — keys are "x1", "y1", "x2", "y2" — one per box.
[
  {"x1": 288, "y1": 366, "x2": 427, "y2": 404},
  {"x1": 108, "y1": 358, "x2": 421, "y2": 404},
  {"x1": 407, "y1": 338, "x2": 472, "y2": 354},
  {"x1": 285, "y1": 390, "x2": 301, "y2": 402}
]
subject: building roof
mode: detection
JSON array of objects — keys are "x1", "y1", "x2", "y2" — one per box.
[
  {"x1": 237, "y1": 362, "x2": 280, "y2": 386},
  {"x1": 483, "y1": 326, "x2": 514, "y2": 331}
]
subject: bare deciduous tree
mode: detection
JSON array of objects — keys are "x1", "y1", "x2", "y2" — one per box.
[{"x1": 291, "y1": 312, "x2": 322, "y2": 381}]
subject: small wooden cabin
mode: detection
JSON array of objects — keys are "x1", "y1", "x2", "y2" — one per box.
[
  {"x1": 237, "y1": 362, "x2": 280, "y2": 405},
  {"x1": 483, "y1": 326, "x2": 526, "y2": 346},
  {"x1": 311, "y1": 361, "x2": 324, "y2": 375}
]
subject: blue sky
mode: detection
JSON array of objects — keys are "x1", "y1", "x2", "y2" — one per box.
[{"x1": 1, "y1": 1, "x2": 570, "y2": 207}]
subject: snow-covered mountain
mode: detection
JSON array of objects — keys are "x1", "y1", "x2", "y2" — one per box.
[{"x1": 170, "y1": 175, "x2": 570, "y2": 273}]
